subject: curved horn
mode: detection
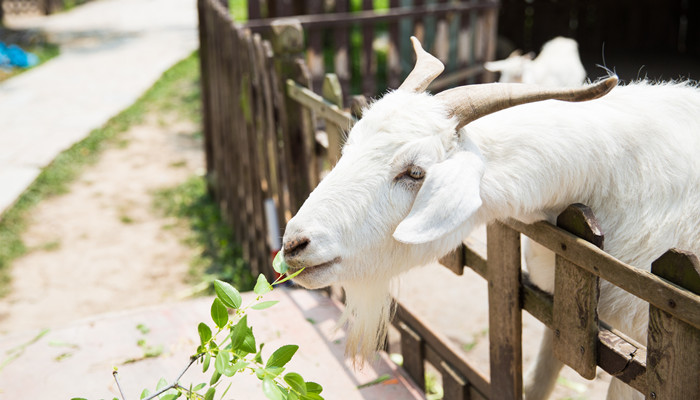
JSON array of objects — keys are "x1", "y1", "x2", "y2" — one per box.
[
  {"x1": 398, "y1": 36, "x2": 445, "y2": 93},
  {"x1": 435, "y1": 76, "x2": 619, "y2": 131}
]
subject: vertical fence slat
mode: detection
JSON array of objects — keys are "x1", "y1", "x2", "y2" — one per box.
[
  {"x1": 306, "y1": 1, "x2": 324, "y2": 92},
  {"x1": 271, "y1": 20, "x2": 314, "y2": 214},
  {"x1": 333, "y1": 0, "x2": 351, "y2": 103},
  {"x1": 440, "y1": 361, "x2": 469, "y2": 400},
  {"x1": 399, "y1": 321, "x2": 425, "y2": 391},
  {"x1": 487, "y1": 221, "x2": 523, "y2": 400},
  {"x1": 361, "y1": 0, "x2": 376, "y2": 97},
  {"x1": 647, "y1": 249, "x2": 700, "y2": 400},
  {"x1": 553, "y1": 204, "x2": 603, "y2": 380},
  {"x1": 321, "y1": 73, "x2": 344, "y2": 166}
]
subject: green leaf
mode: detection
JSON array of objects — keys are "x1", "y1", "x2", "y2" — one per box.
[
  {"x1": 202, "y1": 352, "x2": 211, "y2": 373},
  {"x1": 214, "y1": 280, "x2": 242, "y2": 309},
  {"x1": 231, "y1": 315, "x2": 256, "y2": 354},
  {"x1": 272, "y1": 251, "x2": 288, "y2": 274},
  {"x1": 284, "y1": 372, "x2": 307, "y2": 395},
  {"x1": 262, "y1": 377, "x2": 286, "y2": 400},
  {"x1": 356, "y1": 374, "x2": 392, "y2": 389},
  {"x1": 210, "y1": 298, "x2": 228, "y2": 328},
  {"x1": 156, "y1": 377, "x2": 169, "y2": 391},
  {"x1": 254, "y1": 274, "x2": 273, "y2": 295},
  {"x1": 215, "y1": 350, "x2": 232, "y2": 375},
  {"x1": 198, "y1": 322, "x2": 212, "y2": 344},
  {"x1": 288, "y1": 392, "x2": 300, "y2": 400},
  {"x1": 140, "y1": 388, "x2": 151, "y2": 399},
  {"x1": 300, "y1": 393, "x2": 324, "y2": 400},
  {"x1": 274, "y1": 267, "x2": 305, "y2": 285},
  {"x1": 265, "y1": 366, "x2": 285, "y2": 378},
  {"x1": 210, "y1": 370, "x2": 222, "y2": 385},
  {"x1": 192, "y1": 383, "x2": 206, "y2": 391},
  {"x1": 160, "y1": 395, "x2": 179, "y2": 400},
  {"x1": 255, "y1": 343, "x2": 265, "y2": 364},
  {"x1": 204, "y1": 387, "x2": 215, "y2": 400},
  {"x1": 252, "y1": 300, "x2": 279, "y2": 310},
  {"x1": 305, "y1": 382, "x2": 323, "y2": 394},
  {"x1": 266, "y1": 344, "x2": 299, "y2": 368}
]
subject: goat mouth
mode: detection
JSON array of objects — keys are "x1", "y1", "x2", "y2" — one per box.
[{"x1": 289, "y1": 257, "x2": 342, "y2": 277}]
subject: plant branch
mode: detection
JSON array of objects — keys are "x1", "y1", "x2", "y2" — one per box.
[
  {"x1": 113, "y1": 370, "x2": 127, "y2": 400},
  {"x1": 142, "y1": 353, "x2": 205, "y2": 400}
]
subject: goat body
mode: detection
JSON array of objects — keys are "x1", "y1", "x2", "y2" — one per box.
[{"x1": 283, "y1": 40, "x2": 700, "y2": 399}]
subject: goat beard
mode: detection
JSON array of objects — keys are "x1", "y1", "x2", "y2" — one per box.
[{"x1": 338, "y1": 277, "x2": 395, "y2": 366}]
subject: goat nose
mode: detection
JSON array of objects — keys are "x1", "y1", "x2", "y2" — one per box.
[{"x1": 283, "y1": 236, "x2": 310, "y2": 258}]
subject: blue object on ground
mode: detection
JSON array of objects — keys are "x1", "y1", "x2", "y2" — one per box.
[{"x1": 0, "y1": 42, "x2": 39, "y2": 69}]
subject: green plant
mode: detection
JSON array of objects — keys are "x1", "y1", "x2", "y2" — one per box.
[{"x1": 110, "y1": 253, "x2": 324, "y2": 400}]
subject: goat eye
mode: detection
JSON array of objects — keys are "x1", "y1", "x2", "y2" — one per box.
[{"x1": 408, "y1": 166, "x2": 425, "y2": 180}]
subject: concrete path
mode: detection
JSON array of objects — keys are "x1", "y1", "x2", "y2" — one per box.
[
  {"x1": 0, "y1": 288, "x2": 424, "y2": 399},
  {"x1": 0, "y1": 0, "x2": 199, "y2": 214}
]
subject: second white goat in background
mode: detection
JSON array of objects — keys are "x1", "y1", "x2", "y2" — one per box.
[{"x1": 485, "y1": 36, "x2": 587, "y2": 86}]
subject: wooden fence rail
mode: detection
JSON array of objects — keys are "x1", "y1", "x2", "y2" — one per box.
[
  {"x1": 245, "y1": 0, "x2": 499, "y2": 104},
  {"x1": 199, "y1": 0, "x2": 700, "y2": 398}
]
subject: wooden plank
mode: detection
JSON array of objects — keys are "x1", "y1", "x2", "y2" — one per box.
[
  {"x1": 305, "y1": 1, "x2": 324, "y2": 92},
  {"x1": 321, "y1": 73, "x2": 345, "y2": 166},
  {"x1": 486, "y1": 221, "x2": 523, "y2": 399},
  {"x1": 646, "y1": 249, "x2": 700, "y2": 400},
  {"x1": 439, "y1": 360, "x2": 469, "y2": 400},
  {"x1": 196, "y1": 0, "x2": 215, "y2": 182},
  {"x1": 286, "y1": 80, "x2": 354, "y2": 128},
  {"x1": 333, "y1": 0, "x2": 351, "y2": 103},
  {"x1": 553, "y1": 204, "x2": 603, "y2": 379},
  {"x1": 395, "y1": 302, "x2": 491, "y2": 397},
  {"x1": 271, "y1": 20, "x2": 314, "y2": 215},
  {"x1": 398, "y1": 321, "x2": 425, "y2": 391},
  {"x1": 361, "y1": 0, "x2": 376, "y2": 97},
  {"x1": 481, "y1": 7, "x2": 498, "y2": 82},
  {"x1": 506, "y1": 218, "x2": 700, "y2": 331},
  {"x1": 243, "y1": 1, "x2": 500, "y2": 31},
  {"x1": 438, "y1": 246, "x2": 465, "y2": 276},
  {"x1": 387, "y1": 0, "x2": 401, "y2": 89}
]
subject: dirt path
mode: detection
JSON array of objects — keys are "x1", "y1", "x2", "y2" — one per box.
[{"x1": 0, "y1": 115, "x2": 204, "y2": 334}]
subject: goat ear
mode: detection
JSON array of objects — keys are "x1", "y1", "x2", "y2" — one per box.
[{"x1": 393, "y1": 151, "x2": 484, "y2": 244}]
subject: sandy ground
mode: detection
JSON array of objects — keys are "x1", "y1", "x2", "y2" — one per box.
[{"x1": 0, "y1": 114, "x2": 204, "y2": 334}]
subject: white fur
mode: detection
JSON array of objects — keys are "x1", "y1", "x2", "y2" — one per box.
[
  {"x1": 282, "y1": 81, "x2": 700, "y2": 398},
  {"x1": 485, "y1": 37, "x2": 587, "y2": 87}
]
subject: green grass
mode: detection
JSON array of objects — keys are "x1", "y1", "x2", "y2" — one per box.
[
  {"x1": 152, "y1": 176, "x2": 254, "y2": 292},
  {"x1": 0, "y1": 42, "x2": 60, "y2": 82},
  {"x1": 0, "y1": 51, "x2": 202, "y2": 297}
]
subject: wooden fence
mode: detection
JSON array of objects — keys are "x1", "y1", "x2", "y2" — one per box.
[
  {"x1": 198, "y1": 0, "x2": 700, "y2": 398},
  {"x1": 0, "y1": 0, "x2": 77, "y2": 17},
  {"x1": 244, "y1": 0, "x2": 500, "y2": 104}
]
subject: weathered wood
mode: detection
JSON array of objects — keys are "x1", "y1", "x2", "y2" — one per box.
[
  {"x1": 440, "y1": 360, "x2": 469, "y2": 400},
  {"x1": 646, "y1": 249, "x2": 700, "y2": 400},
  {"x1": 361, "y1": 0, "x2": 376, "y2": 97},
  {"x1": 486, "y1": 221, "x2": 523, "y2": 399},
  {"x1": 305, "y1": 1, "x2": 324, "y2": 92},
  {"x1": 243, "y1": 1, "x2": 500, "y2": 31},
  {"x1": 286, "y1": 80, "x2": 353, "y2": 128},
  {"x1": 197, "y1": 0, "x2": 215, "y2": 184},
  {"x1": 553, "y1": 204, "x2": 603, "y2": 379},
  {"x1": 350, "y1": 95, "x2": 368, "y2": 120},
  {"x1": 333, "y1": 0, "x2": 351, "y2": 103},
  {"x1": 399, "y1": 321, "x2": 425, "y2": 391},
  {"x1": 387, "y1": 0, "x2": 401, "y2": 89},
  {"x1": 395, "y1": 302, "x2": 491, "y2": 397},
  {"x1": 438, "y1": 246, "x2": 465, "y2": 276},
  {"x1": 321, "y1": 74, "x2": 345, "y2": 166},
  {"x1": 271, "y1": 19, "x2": 314, "y2": 214},
  {"x1": 506, "y1": 218, "x2": 700, "y2": 330}
]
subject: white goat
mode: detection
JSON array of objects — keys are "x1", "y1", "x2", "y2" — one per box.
[
  {"x1": 485, "y1": 37, "x2": 587, "y2": 87},
  {"x1": 282, "y1": 37, "x2": 700, "y2": 400}
]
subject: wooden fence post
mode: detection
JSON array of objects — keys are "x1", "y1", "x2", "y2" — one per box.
[
  {"x1": 321, "y1": 73, "x2": 344, "y2": 166},
  {"x1": 646, "y1": 249, "x2": 700, "y2": 400},
  {"x1": 399, "y1": 321, "x2": 426, "y2": 391},
  {"x1": 487, "y1": 221, "x2": 523, "y2": 399},
  {"x1": 271, "y1": 19, "x2": 315, "y2": 215},
  {"x1": 553, "y1": 203, "x2": 603, "y2": 379}
]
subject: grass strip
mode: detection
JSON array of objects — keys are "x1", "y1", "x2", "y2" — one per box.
[{"x1": 0, "y1": 51, "x2": 201, "y2": 296}]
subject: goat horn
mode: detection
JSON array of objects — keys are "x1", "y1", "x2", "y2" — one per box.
[
  {"x1": 398, "y1": 36, "x2": 445, "y2": 93},
  {"x1": 435, "y1": 76, "x2": 619, "y2": 131}
]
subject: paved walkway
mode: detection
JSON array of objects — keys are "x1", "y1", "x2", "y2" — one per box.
[
  {"x1": 0, "y1": 0, "x2": 199, "y2": 214},
  {"x1": 0, "y1": 288, "x2": 424, "y2": 399}
]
